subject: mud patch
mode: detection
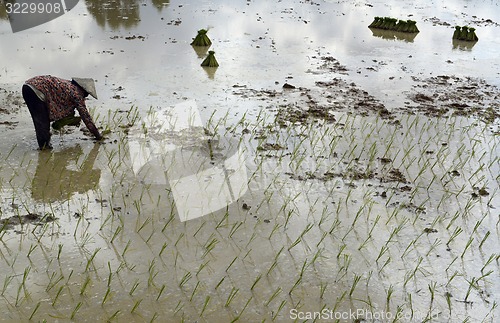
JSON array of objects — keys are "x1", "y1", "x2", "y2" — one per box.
[
  {"x1": 0, "y1": 87, "x2": 24, "y2": 115},
  {"x1": 310, "y1": 55, "x2": 349, "y2": 75},
  {"x1": 0, "y1": 213, "x2": 57, "y2": 231},
  {"x1": 404, "y1": 75, "x2": 500, "y2": 122}
]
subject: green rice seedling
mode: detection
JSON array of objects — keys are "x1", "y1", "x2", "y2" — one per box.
[
  {"x1": 137, "y1": 216, "x2": 152, "y2": 233},
  {"x1": 215, "y1": 209, "x2": 230, "y2": 229},
  {"x1": 196, "y1": 260, "x2": 209, "y2": 276},
  {"x1": 231, "y1": 296, "x2": 253, "y2": 322},
  {"x1": 27, "y1": 244, "x2": 37, "y2": 259},
  {"x1": 349, "y1": 274, "x2": 362, "y2": 297},
  {"x1": 298, "y1": 259, "x2": 308, "y2": 278},
  {"x1": 428, "y1": 281, "x2": 437, "y2": 305},
  {"x1": 157, "y1": 284, "x2": 166, "y2": 301},
  {"x1": 446, "y1": 211, "x2": 461, "y2": 230},
  {"x1": 272, "y1": 300, "x2": 287, "y2": 321},
  {"x1": 375, "y1": 245, "x2": 389, "y2": 263},
  {"x1": 476, "y1": 270, "x2": 493, "y2": 284},
  {"x1": 332, "y1": 290, "x2": 347, "y2": 313},
  {"x1": 320, "y1": 282, "x2": 328, "y2": 299},
  {"x1": 426, "y1": 239, "x2": 441, "y2": 256},
  {"x1": 193, "y1": 222, "x2": 206, "y2": 238},
  {"x1": 464, "y1": 277, "x2": 478, "y2": 302},
  {"x1": 203, "y1": 237, "x2": 219, "y2": 258},
  {"x1": 386, "y1": 218, "x2": 408, "y2": 244},
  {"x1": 29, "y1": 301, "x2": 41, "y2": 320},
  {"x1": 102, "y1": 287, "x2": 112, "y2": 306},
  {"x1": 106, "y1": 262, "x2": 113, "y2": 288},
  {"x1": 480, "y1": 254, "x2": 496, "y2": 274},
  {"x1": 179, "y1": 272, "x2": 192, "y2": 289},
  {"x1": 70, "y1": 301, "x2": 83, "y2": 320},
  {"x1": 379, "y1": 257, "x2": 391, "y2": 273},
  {"x1": 225, "y1": 287, "x2": 239, "y2": 307},
  {"x1": 445, "y1": 271, "x2": 459, "y2": 289},
  {"x1": 174, "y1": 300, "x2": 183, "y2": 315},
  {"x1": 268, "y1": 223, "x2": 282, "y2": 240},
  {"x1": 157, "y1": 242, "x2": 168, "y2": 258},
  {"x1": 215, "y1": 276, "x2": 225, "y2": 290},
  {"x1": 162, "y1": 211, "x2": 176, "y2": 233},
  {"x1": 445, "y1": 291, "x2": 452, "y2": 315},
  {"x1": 85, "y1": 248, "x2": 101, "y2": 271},
  {"x1": 359, "y1": 214, "x2": 381, "y2": 251},
  {"x1": 45, "y1": 272, "x2": 64, "y2": 292},
  {"x1": 110, "y1": 226, "x2": 123, "y2": 244},
  {"x1": 460, "y1": 236, "x2": 474, "y2": 259},
  {"x1": 310, "y1": 248, "x2": 323, "y2": 267},
  {"x1": 148, "y1": 260, "x2": 158, "y2": 288},
  {"x1": 446, "y1": 227, "x2": 463, "y2": 246},
  {"x1": 283, "y1": 209, "x2": 294, "y2": 228},
  {"x1": 56, "y1": 243, "x2": 64, "y2": 261},
  {"x1": 336, "y1": 243, "x2": 347, "y2": 259},
  {"x1": 129, "y1": 279, "x2": 140, "y2": 296},
  {"x1": 131, "y1": 299, "x2": 143, "y2": 314},
  {"x1": 229, "y1": 222, "x2": 243, "y2": 239},
  {"x1": 403, "y1": 257, "x2": 423, "y2": 288},
  {"x1": 80, "y1": 275, "x2": 91, "y2": 295},
  {"x1": 287, "y1": 236, "x2": 302, "y2": 251},
  {"x1": 175, "y1": 232, "x2": 185, "y2": 247},
  {"x1": 200, "y1": 295, "x2": 211, "y2": 317},
  {"x1": 445, "y1": 257, "x2": 459, "y2": 274},
  {"x1": 52, "y1": 285, "x2": 64, "y2": 306},
  {"x1": 266, "y1": 287, "x2": 282, "y2": 306},
  {"x1": 316, "y1": 231, "x2": 328, "y2": 248},
  {"x1": 226, "y1": 256, "x2": 238, "y2": 272},
  {"x1": 250, "y1": 274, "x2": 262, "y2": 291},
  {"x1": 108, "y1": 310, "x2": 121, "y2": 322},
  {"x1": 385, "y1": 284, "x2": 394, "y2": 310}
]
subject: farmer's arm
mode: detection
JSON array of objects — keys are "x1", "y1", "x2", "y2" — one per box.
[{"x1": 77, "y1": 105, "x2": 102, "y2": 140}]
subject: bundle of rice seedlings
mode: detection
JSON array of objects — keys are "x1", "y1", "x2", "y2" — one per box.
[
  {"x1": 395, "y1": 20, "x2": 407, "y2": 32},
  {"x1": 406, "y1": 20, "x2": 419, "y2": 33},
  {"x1": 460, "y1": 26, "x2": 469, "y2": 40},
  {"x1": 452, "y1": 26, "x2": 461, "y2": 39},
  {"x1": 380, "y1": 17, "x2": 391, "y2": 29},
  {"x1": 191, "y1": 29, "x2": 212, "y2": 47},
  {"x1": 368, "y1": 17, "x2": 383, "y2": 28},
  {"x1": 201, "y1": 51, "x2": 219, "y2": 67},
  {"x1": 388, "y1": 18, "x2": 398, "y2": 30},
  {"x1": 454, "y1": 26, "x2": 478, "y2": 41},
  {"x1": 369, "y1": 17, "x2": 419, "y2": 33},
  {"x1": 52, "y1": 116, "x2": 81, "y2": 131},
  {"x1": 466, "y1": 27, "x2": 478, "y2": 41}
]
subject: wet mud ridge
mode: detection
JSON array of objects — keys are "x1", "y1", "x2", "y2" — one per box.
[
  {"x1": 233, "y1": 56, "x2": 396, "y2": 126},
  {"x1": 234, "y1": 55, "x2": 500, "y2": 127},
  {"x1": 404, "y1": 75, "x2": 500, "y2": 122},
  {"x1": 0, "y1": 87, "x2": 23, "y2": 113},
  {"x1": 0, "y1": 213, "x2": 57, "y2": 231}
]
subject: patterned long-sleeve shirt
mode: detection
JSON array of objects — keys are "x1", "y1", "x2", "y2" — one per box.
[{"x1": 25, "y1": 75, "x2": 101, "y2": 139}]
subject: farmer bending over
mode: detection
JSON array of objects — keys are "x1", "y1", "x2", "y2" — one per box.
[{"x1": 22, "y1": 75, "x2": 103, "y2": 149}]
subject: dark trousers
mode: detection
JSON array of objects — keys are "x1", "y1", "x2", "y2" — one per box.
[{"x1": 22, "y1": 84, "x2": 52, "y2": 149}]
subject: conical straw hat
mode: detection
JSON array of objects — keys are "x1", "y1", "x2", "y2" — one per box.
[{"x1": 72, "y1": 77, "x2": 98, "y2": 99}]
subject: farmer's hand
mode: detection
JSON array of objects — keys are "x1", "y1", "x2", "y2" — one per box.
[{"x1": 96, "y1": 129, "x2": 111, "y2": 141}]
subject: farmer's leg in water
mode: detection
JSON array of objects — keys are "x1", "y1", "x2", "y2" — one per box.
[{"x1": 22, "y1": 84, "x2": 52, "y2": 149}]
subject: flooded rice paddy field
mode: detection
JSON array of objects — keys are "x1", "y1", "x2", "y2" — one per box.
[{"x1": 0, "y1": 0, "x2": 499, "y2": 322}]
